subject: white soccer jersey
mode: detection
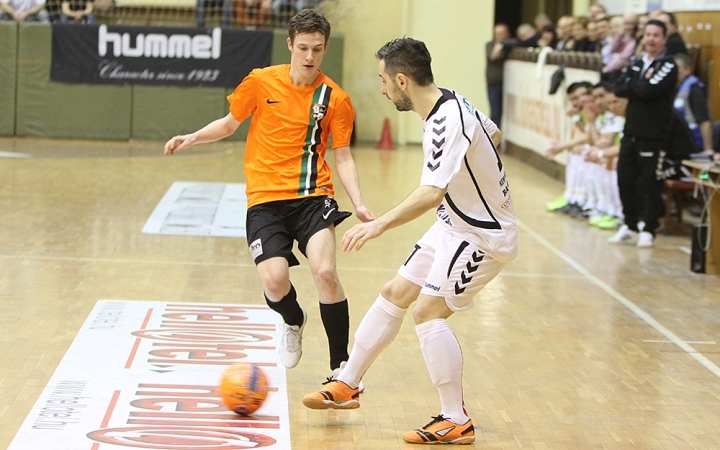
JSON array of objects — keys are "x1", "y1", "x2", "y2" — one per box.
[{"x1": 421, "y1": 88, "x2": 518, "y2": 262}]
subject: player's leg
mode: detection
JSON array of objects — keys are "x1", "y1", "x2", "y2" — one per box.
[
  {"x1": 302, "y1": 225, "x2": 438, "y2": 410},
  {"x1": 247, "y1": 203, "x2": 304, "y2": 368},
  {"x1": 301, "y1": 273, "x2": 420, "y2": 410},
  {"x1": 305, "y1": 226, "x2": 350, "y2": 371},
  {"x1": 404, "y1": 233, "x2": 507, "y2": 445}
]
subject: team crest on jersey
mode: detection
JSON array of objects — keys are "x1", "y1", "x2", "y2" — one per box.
[{"x1": 311, "y1": 103, "x2": 327, "y2": 121}]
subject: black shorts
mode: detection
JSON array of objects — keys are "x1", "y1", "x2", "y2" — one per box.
[{"x1": 246, "y1": 196, "x2": 352, "y2": 266}]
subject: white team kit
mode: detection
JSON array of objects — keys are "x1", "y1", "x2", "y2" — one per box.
[{"x1": 398, "y1": 88, "x2": 518, "y2": 311}]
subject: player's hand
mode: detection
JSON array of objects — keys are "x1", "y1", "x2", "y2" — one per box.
[
  {"x1": 545, "y1": 142, "x2": 560, "y2": 157},
  {"x1": 354, "y1": 205, "x2": 375, "y2": 223},
  {"x1": 596, "y1": 137, "x2": 612, "y2": 148},
  {"x1": 342, "y1": 221, "x2": 384, "y2": 252},
  {"x1": 164, "y1": 134, "x2": 194, "y2": 155}
]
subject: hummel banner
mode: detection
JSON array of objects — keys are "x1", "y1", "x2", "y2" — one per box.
[{"x1": 51, "y1": 24, "x2": 272, "y2": 87}]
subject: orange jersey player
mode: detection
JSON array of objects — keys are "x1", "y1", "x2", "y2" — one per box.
[{"x1": 164, "y1": 9, "x2": 374, "y2": 383}]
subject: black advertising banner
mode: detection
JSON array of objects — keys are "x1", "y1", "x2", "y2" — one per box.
[{"x1": 51, "y1": 24, "x2": 273, "y2": 87}]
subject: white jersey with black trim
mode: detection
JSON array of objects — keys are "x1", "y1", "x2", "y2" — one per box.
[{"x1": 421, "y1": 88, "x2": 518, "y2": 262}]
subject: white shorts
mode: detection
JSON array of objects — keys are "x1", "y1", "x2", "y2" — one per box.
[{"x1": 398, "y1": 222, "x2": 507, "y2": 312}]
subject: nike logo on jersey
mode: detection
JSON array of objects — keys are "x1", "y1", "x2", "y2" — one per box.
[
  {"x1": 322, "y1": 208, "x2": 336, "y2": 220},
  {"x1": 266, "y1": 99, "x2": 281, "y2": 104}
]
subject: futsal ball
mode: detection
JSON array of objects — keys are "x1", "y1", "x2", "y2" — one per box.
[{"x1": 219, "y1": 363, "x2": 269, "y2": 415}]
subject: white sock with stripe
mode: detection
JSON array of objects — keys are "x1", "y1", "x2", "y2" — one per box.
[
  {"x1": 337, "y1": 295, "x2": 406, "y2": 389},
  {"x1": 416, "y1": 319, "x2": 469, "y2": 425}
]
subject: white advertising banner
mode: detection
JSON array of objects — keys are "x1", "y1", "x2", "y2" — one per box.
[
  {"x1": 9, "y1": 300, "x2": 290, "y2": 450},
  {"x1": 502, "y1": 60, "x2": 600, "y2": 165},
  {"x1": 663, "y1": 0, "x2": 720, "y2": 11},
  {"x1": 142, "y1": 182, "x2": 247, "y2": 237}
]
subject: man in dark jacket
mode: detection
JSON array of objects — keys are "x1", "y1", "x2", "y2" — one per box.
[
  {"x1": 610, "y1": 19, "x2": 678, "y2": 248},
  {"x1": 486, "y1": 23, "x2": 512, "y2": 127},
  {"x1": 658, "y1": 11, "x2": 688, "y2": 55}
]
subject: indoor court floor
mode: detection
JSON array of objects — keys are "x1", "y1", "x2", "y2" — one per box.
[{"x1": 1, "y1": 137, "x2": 719, "y2": 449}]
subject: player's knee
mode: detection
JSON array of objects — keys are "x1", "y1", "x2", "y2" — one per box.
[
  {"x1": 412, "y1": 300, "x2": 451, "y2": 325},
  {"x1": 259, "y1": 272, "x2": 290, "y2": 300},
  {"x1": 311, "y1": 264, "x2": 339, "y2": 290}
]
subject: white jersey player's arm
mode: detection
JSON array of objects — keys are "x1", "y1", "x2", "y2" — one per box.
[
  {"x1": 341, "y1": 185, "x2": 446, "y2": 252},
  {"x1": 491, "y1": 129, "x2": 502, "y2": 149},
  {"x1": 164, "y1": 113, "x2": 241, "y2": 155}
]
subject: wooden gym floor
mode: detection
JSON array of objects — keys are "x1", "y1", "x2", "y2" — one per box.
[{"x1": 1, "y1": 137, "x2": 719, "y2": 449}]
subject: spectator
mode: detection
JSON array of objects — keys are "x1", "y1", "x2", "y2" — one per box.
[
  {"x1": 486, "y1": 23, "x2": 512, "y2": 128},
  {"x1": 634, "y1": 14, "x2": 649, "y2": 57},
  {"x1": 537, "y1": 24, "x2": 557, "y2": 49},
  {"x1": 0, "y1": 0, "x2": 49, "y2": 21},
  {"x1": 555, "y1": 15, "x2": 575, "y2": 50},
  {"x1": 611, "y1": 19, "x2": 678, "y2": 248},
  {"x1": 595, "y1": 16, "x2": 614, "y2": 65},
  {"x1": 602, "y1": 11, "x2": 637, "y2": 78},
  {"x1": 674, "y1": 53, "x2": 713, "y2": 153},
  {"x1": 513, "y1": 14, "x2": 552, "y2": 48},
  {"x1": 516, "y1": 23, "x2": 536, "y2": 42},
  {"x1": 658, "y1": 11, "x2": 688, "y2": 55},
  {"x1": 235, "y1": 0, "x2": 270, "y2": 28},
  {"x1": 271, "y1": 0, "x2": 319, "y2": 26},
  {"x1": 60, "y1": 0, "x2": 94, "y2": 23},
  {"x1": 586, "y1": 20, "x2": 600, "y2": 52},
  {"x1": 571, "y1": 16, "x2": 596, "y2": 52},
  {"x1": 196, "y1": 0, "x2": 232, "y2": 27},
  {"x1": 589, "y1": 3, "x2": 607, "y2": 21}
]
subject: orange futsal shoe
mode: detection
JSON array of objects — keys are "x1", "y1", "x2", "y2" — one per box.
[
  {"x1": 302, "y1": 380, "x2": 360, "y2": 410},
  {"x1": 403, "y1": 415, "x2": 475, "y2": 445}
]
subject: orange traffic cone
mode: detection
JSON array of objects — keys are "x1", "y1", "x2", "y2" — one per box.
[{"x1": 376, "y1": 118, "x2": 395, "y2": 149}]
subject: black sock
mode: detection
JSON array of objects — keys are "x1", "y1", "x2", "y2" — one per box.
[
  {"x1": 319, "y1": 299, "x2": 350, "y2": 370},
  {"x1": 265, "y1": 285, "x2": 304, "y2": 327}
]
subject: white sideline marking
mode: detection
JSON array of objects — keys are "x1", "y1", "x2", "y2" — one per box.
[
  {"x1": 0, "y1": 151, "x2": 31, "y2": 158},
  {"x1": 519, "y1": 219, "x2": 720, "y2": 379}
]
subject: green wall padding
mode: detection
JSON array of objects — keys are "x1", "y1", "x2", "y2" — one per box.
[
  {"x1": 131, "y1": 86, "x2": 226, "y2": 141},
  {"x1": 15, "y1": 23, "x2": 132, "y2": 140},
  {"x1": 0, "y1": 22, "x2": 17, "y2": 136},
  {"x1": 8, "y1": 25, "x2": 343, "y2": 142}
]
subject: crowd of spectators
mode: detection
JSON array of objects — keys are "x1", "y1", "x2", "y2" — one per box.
[
  {"x1": 0, "y1": 0, "x2": 319, "y2": 26},
  {"x1": 486, "y1": 4, "x2": 718, "y2": 247}
]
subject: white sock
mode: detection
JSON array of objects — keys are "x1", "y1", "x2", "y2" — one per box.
[
  {"x1": 337, "y1": 295, "x2": 406, "y2": 389},
  {"x1": 416, "y1": 319, "x2": 469, "y2": 425}
]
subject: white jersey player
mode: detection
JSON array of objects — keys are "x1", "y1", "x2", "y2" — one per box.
[{"x1": 302, "y1": 37, "x2": 518, "y2": 445}]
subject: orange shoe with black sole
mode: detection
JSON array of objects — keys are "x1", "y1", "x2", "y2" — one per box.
[{"x1": 403, "y1": 415, "x2": 475, "y2": 445}]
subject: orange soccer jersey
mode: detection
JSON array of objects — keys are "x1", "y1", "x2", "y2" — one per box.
[{"x1": 227, "y1": 64, "x2": 355, "y2": 208}]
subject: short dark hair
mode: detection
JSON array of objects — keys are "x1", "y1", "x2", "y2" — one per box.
[
  {"x1": 645, "y1": 19, "x2": 667, "y2": 36},
  {"x1": 567, "y1": 81, "x2": 592, "y2": 94},
  {"x1": 376, "y1": 38, "x2": 434, "y2": 87},
  {"x1": 674, "y1": 52, "x2": 692, "y2": 68},
  {"x1": 592, "y1": 81, "x2": 610, "y2": 91},
  {"x1": 288, "y1": 9, "x2": 331, "y2": 43}
]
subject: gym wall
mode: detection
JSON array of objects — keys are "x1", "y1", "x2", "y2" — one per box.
[{"x1": 1, "y1": 24, "x2": 344, "y2": 142}]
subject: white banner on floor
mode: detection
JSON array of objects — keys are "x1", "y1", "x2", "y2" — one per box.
[
  {"x1": 143, "y1": 182, "x2": 247, "y2": 237},
  {"x1": 8, "y1": 300, "x2": 290, "y2": 450}
]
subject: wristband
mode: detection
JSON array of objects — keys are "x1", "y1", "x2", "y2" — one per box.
[{"x1": 598, "y1": 150, "x2": 604, "y2": 158}]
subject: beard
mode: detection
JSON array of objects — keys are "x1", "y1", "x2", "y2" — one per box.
[
  {"x1": 388, "y1": 80, "x2": 413, "y2": 111},
  {"x1": 392, "y1": 90, "x2": 413, "y2": 112}
]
